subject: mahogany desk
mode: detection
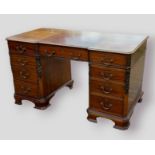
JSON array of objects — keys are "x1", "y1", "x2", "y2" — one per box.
[{"x1": 7, "y1": 28, "x2": 148, "y2": 130}]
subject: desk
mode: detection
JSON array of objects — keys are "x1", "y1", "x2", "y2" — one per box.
[{"x1": 7, "y1": 28, "x2": 148, "y2": 130}]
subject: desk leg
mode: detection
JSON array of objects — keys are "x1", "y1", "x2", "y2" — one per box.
[
  {"x1": 66, "y1": 80, "x2": 74, "y2": 89},
  {"x1": 113, "y1": 120, "x2": 130, "y2": 130},
  {"x1": 87, "y1": 114, "x2": 98, "y2": 123}
]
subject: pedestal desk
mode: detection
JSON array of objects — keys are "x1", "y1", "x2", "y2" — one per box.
[{"x1": 7, "y1": 28, "x2": 148, "y2": 130}]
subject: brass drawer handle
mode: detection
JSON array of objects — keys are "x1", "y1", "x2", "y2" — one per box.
[
  {"x1": 20, "y1": 62, "x2": 27, "y2": 66},
  {"x1": 72, "y1": 53, "x2": 81, "y2": 60},
  {"x1": 100, "y1": 101, "x2": 113, "y2": 110},
  {"x1": 100, "y1": 58, "x2": 114, "y2": 65},
  {"x1": 100, "y1": 86, "x2": 112, "y2": 94},
  {"x1": 100, "y1": 72, "x2": 113, "y2": 80},
  {"x1": 20, "y1": 71, "x2": 30, "y2": 79},
  {"x1": 16, "y1": 45, "x2": 26, "y2": 54},
  {"x1": 18, "y1": 59, "x2": 28, "y2": 66},
  {"x1": 21, "y1": 86, "x2": 31, "y2": 94},
  {"x1": 45, "y1": 50, "x2": 56, "y2": 57}
]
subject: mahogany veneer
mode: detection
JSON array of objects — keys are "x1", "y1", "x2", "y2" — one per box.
[{"x1": 7, "y1": 28, "x2": 148, "y2": 129}]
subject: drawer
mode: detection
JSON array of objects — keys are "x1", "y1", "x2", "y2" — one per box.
[
  {"x1": 39, "y1": 45, "x2": 88, "y2": 61},
  {"x1": 8, "y1": 41, "x2": 36, "y2": 56},
  {"x1": 14, "y1": 80, "x2": 38, "y2": 97},
  {"x1": 12, "y1": 65, "x2": 38, "y2": 83},
  {"x1": 10, "y1": 55, "x2": 36, "y2": 67},
  {"x1": 90, "y1": 94, "x2": 123, "y2": 116},
  {"x1": 90, "y1": 51, "x2": 128, "y2": 67},
  {"x1": 90, "y1": 65, "x2": 126, "y2": 83},
  {"x1": 90, "y1": 79, "x2": 125, "y2": 98}
]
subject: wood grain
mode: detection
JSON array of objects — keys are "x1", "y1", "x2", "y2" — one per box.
[
  {"x1": 7, "y1": 28, "x2": 148, "y2": 54},
  {"x1": 7, "y1": 28, "x2": 148, "y2": 130}
]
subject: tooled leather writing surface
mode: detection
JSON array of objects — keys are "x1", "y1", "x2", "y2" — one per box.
[{"x1": 7, "y1": 28, "x2": 148, "y2": 54}]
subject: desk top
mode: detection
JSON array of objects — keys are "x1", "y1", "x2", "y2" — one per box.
[{"x1": 7, "y1": 28, "x2": 148, "y2": 54}]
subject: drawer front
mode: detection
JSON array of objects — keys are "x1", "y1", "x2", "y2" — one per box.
[
  {"x1": 63, "y1": 47, "x2": 88, "y2": 61},
  {"x1": 90, "y1": 79, "x2": 125, "y2": 98},
  {"x1": 39, "y1": 45, "x2": 88, "y2": 61},
  {"x1": 14, "y1": 80, "x2": 38, "y2": 97},
  {"x1": 10, "y1": 55, "x2": 36, "y2": 67},
  {"x1": 90, "y1": 51, "x2": 128, "y2": 67},
  {"x1": 8, "y1": 41, "x2": 36, "y2": 56},
  {"x1": 12, "y1": 65, "x2": 38, "y2": 83},
  {"x1": 90, "y1": 95, "x2": 123, "y2": 116},
  {"x1": 90, "y1": 65, "x2": 126, "y2": 83}
]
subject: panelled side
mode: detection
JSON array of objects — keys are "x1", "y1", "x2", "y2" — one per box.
[
  {"x1": 127, "y1": 41, "x2": 147, "y2": 111},
  {"x1": 39, "y1": 56, "x2": 72, "y2": 97}
]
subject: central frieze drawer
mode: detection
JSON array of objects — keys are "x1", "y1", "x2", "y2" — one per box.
[
  {"x1": 90, "y1": 79, "x2": 125, "y2": 98},
  {"x1": 39, "y1": 45, "x2": 88, "y2": 61}
]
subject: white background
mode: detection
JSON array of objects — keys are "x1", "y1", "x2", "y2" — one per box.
[{"x1": 0, "y1": 14, "x2": 155, "y2": 139}]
